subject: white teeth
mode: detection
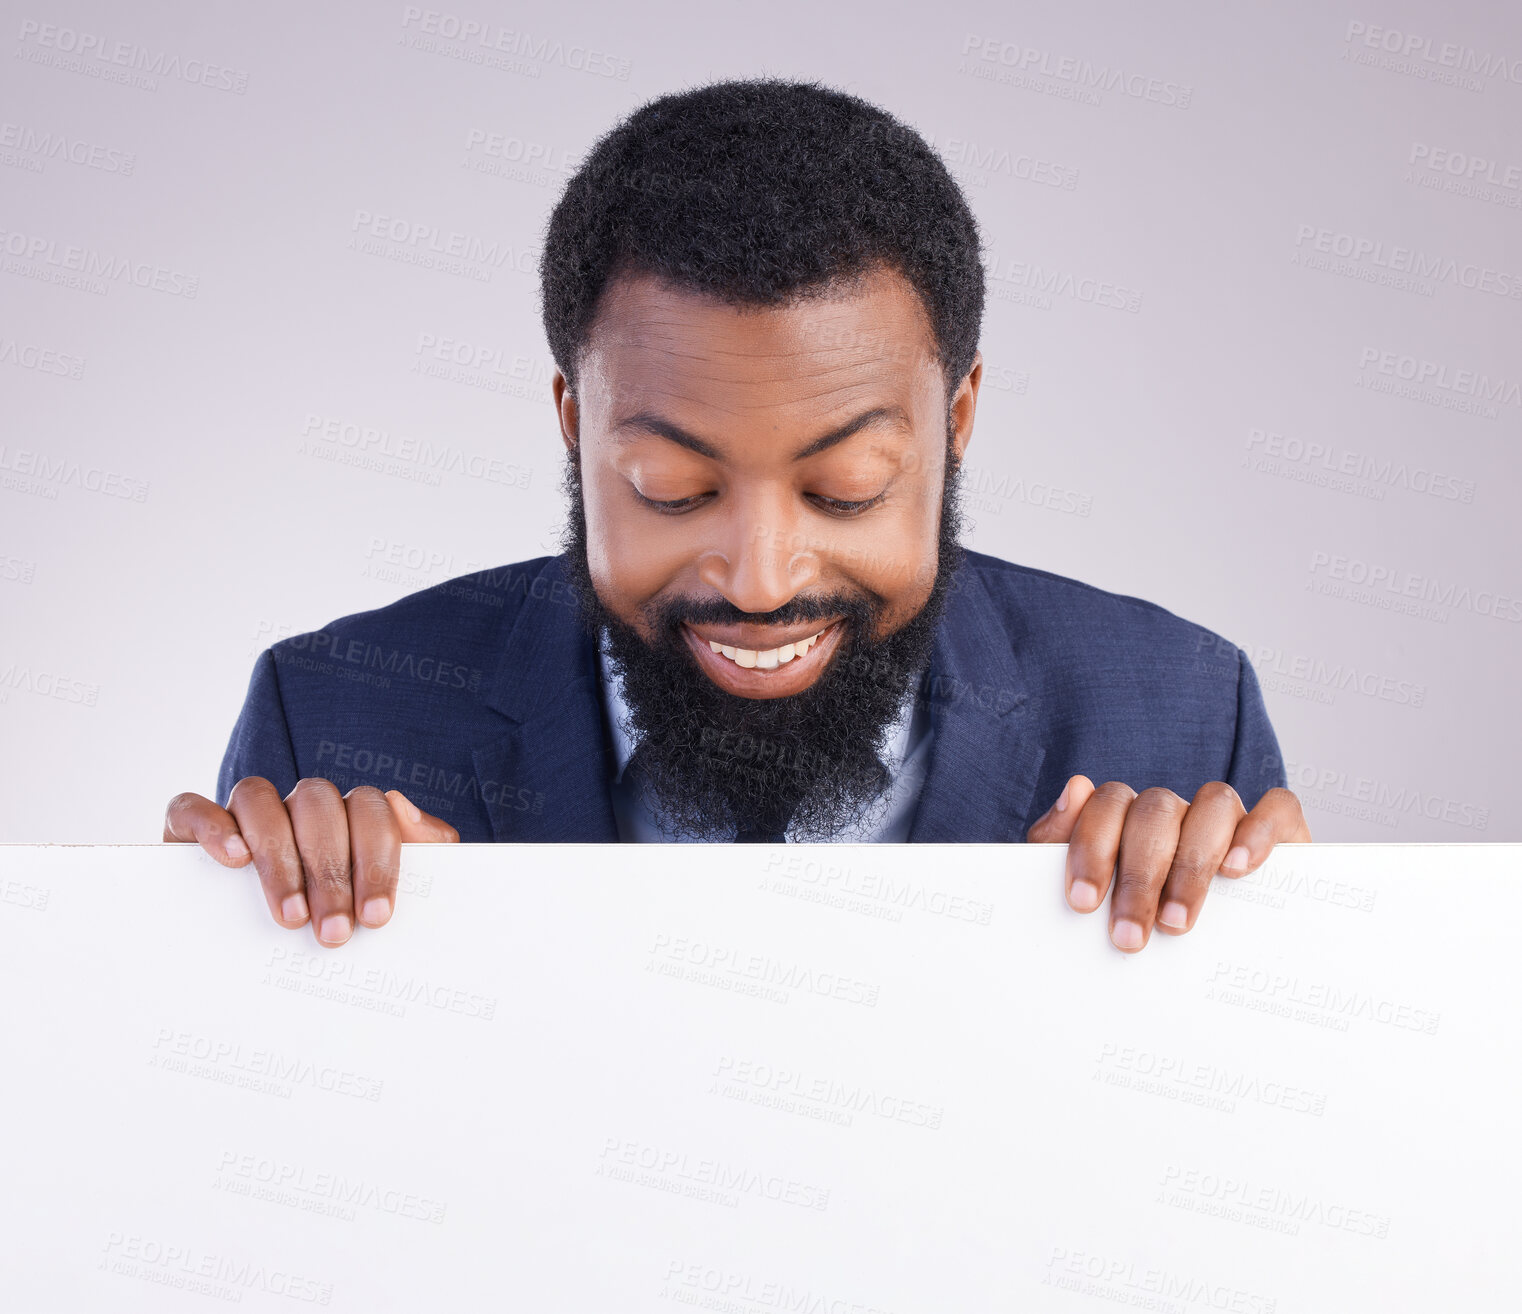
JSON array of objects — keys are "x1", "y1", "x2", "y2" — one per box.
[{"x1": 702, "y1": 629, "x2": 826, "y2": 671}]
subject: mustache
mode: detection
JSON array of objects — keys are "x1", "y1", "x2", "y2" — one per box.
[{"x1": 648, "y1": 591, "x2": 880, "y2": 633}]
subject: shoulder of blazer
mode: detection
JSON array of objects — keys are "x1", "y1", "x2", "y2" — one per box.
[
  {"x1": 953, "y1": 548, "x2": 1243, "y2": 666},
  {"x1": 257, "y1": 555, "x2": 600, "y2": 735},
  {"x1": 264, "y1": 555, "x2": 566, "y2": 676}
]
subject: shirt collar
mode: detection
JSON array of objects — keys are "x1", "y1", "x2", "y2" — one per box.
[{"x1": 597, "y1": 638, "x2": 638, "y2": 784}]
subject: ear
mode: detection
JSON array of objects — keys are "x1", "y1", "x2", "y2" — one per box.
[
  {"x1": 551, "y1": 370, "x2": 579, "y2": 453},
  {"x1": 948, "y1": 351, "x2": 982, "y2": 467}
]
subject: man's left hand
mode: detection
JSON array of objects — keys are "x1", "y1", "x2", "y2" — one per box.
[{"x1": 1027, "y1": 777, "x2": 1312, "y2": 952}]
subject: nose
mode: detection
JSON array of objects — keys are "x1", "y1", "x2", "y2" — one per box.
[{"x1": 696, "y1": 492, "x2": 821, "y2": 614}]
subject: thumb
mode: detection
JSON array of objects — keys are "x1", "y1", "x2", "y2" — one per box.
[
  {"x1": 1026, "y1": 774, "x2": 1094, "y2": 842},
  {"x1": 385, "y1": 789, "x2": 461, "y2": 843}
]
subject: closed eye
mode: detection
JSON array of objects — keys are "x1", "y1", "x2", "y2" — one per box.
[
  {"x1": 634, "y1": 489, "x2": 714, "y2": 514},
  {"x1": 808, "y1": 491, "x2": 887, "y2": 517}
]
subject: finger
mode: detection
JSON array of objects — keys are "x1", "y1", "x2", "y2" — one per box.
[
  {"x1": 227, "y1": 777, "x2": 308, "y2": 928},
  {"x1": 385, "y1": 789, "x2": 461, "y2": 843},
  {"x1": 1064, "y1": 780, "x2": 1135, "y2": 914},
  {"x1": 285, "y1": 778, "x2": 354, "y2": 947},
  {"x1": 1026, "y1": 775, "x2": 1096, "y2": 843},
  {"x1": 345, "y1": 786, "x2": 400, "y2": 929},
  {"x1": 1154, "y1": 782, "x2": 1245, "y2": 935},
  {"x1": 1109, "y1": 787, "x2": 1189, "y2": 952},
  {"x1": 1221, "y1": 786, "x2": 1314, "y2": 877},
  {"x1": 163, "y1": 792, "x2": 253, "y2": 866}
]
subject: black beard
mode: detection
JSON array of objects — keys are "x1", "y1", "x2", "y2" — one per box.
[{"x1": 560, "y1": 427, "x2": 965, "y2": 841}]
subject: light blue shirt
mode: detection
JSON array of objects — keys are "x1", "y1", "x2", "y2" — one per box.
[{"x1": 597, "y1": 637, "x2": 934, "y2": 842}]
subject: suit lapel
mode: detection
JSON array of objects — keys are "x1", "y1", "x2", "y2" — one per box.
[
  {"x1": 472, "y1": 557, "x2": 619, "y2": 841},
  {"x1": 908, "y1": 564, "x2": 1047, "y2": 842}
]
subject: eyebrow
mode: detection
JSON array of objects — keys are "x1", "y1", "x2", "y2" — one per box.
[{"x1": 612, "y1": 405, "x2": 913, "y2": 462}]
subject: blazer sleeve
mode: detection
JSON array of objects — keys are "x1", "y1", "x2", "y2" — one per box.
[
  {"x1": 216, "y1": 648, "x2": 302, "y2": 807},
  {"x1": 1223, "y1": 645, "x2": 1287, "y2": 812}
]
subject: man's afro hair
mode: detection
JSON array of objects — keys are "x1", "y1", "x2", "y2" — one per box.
[{"x1": 538, "y1": 77, "x2": 985, "y2": 400}]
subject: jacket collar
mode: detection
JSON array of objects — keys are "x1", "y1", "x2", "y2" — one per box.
[
  {"x1": 906, "y1": 562, "x2": 1048, "y2": 842},
  {"x1": 472, "y1": 556, "x2": 619, "y2": 840},
  {"x1": 472, "y1": 554, "x2": 1046, "y2": 842}
]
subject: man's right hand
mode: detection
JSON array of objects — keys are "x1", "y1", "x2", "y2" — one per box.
[{"x1": 162, "y1": 780, "x2": 460, "y2": 946}]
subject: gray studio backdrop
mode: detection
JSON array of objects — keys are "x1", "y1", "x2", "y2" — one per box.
[{"x1": 2, "y1": 0, "x2": 1518, "y2": 841}]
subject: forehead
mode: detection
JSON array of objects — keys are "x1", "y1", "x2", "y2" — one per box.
[{"x1": 577, "y1": 265, "x2": 944, "y2": 423}]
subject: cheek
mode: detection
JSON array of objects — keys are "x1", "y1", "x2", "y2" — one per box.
[
  {"x1": 581, "y1": 464, "x2": 686, "y2": 620},
  {"x1": 841, "y1": 474, "x2": 945, "y2": 629}
]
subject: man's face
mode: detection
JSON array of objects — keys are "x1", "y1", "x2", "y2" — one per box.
[
  {"x1": 558, "y1": 265, "x2": 979, "y2": 684},
  {"x1": 553, "y1": 264, "x2": 981, "y2": 839}
]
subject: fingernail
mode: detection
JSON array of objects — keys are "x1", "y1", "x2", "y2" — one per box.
[
  {"x1": 1158, "y1": 901, "x2": 1189, "y2": 929},
  {"x1": 1069, "y1": 879, "x2": 1100, "y2": 912},
  {"x1": 319, "y1": 914, "x2": 351, "y2": 944},
  {"x1": 224, "y1": 834, "x2": 249, "y2": 860},
  {"x1": 1053, "y1": 781, "x2": 1069, "y2": 813},
  {"x1": 398, "y1": 793, "x2": 422, "y2": 825},
  {"x1": 1111, "y1": 919, "x2": 1144, "y2": 950},
  {"x1": 1222, "y1": 845, "x2": 1251, "y2": 873},
  {"x1": 281, "y1": 893, "x2": 309, "y2": 924},
  {"x1": 360, "y1": 897, "x2": 391, "y2": 927}
]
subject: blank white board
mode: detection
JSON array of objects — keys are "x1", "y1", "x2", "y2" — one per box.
[{"x1": 0, "y1": 842, "x2": 1516, "y2": 1310}]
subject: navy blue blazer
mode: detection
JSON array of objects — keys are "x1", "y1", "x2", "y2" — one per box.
[{"x1": 216, "y1": 550, "x2": 1287, "y2": 842}]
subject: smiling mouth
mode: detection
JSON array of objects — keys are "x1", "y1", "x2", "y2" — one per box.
[
  {"x1": 701, "y1": 627, "x2": 830, "y2": 670},
  {"x1": 679, "y1": 618, "x2": 845, "y2": 697}
]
